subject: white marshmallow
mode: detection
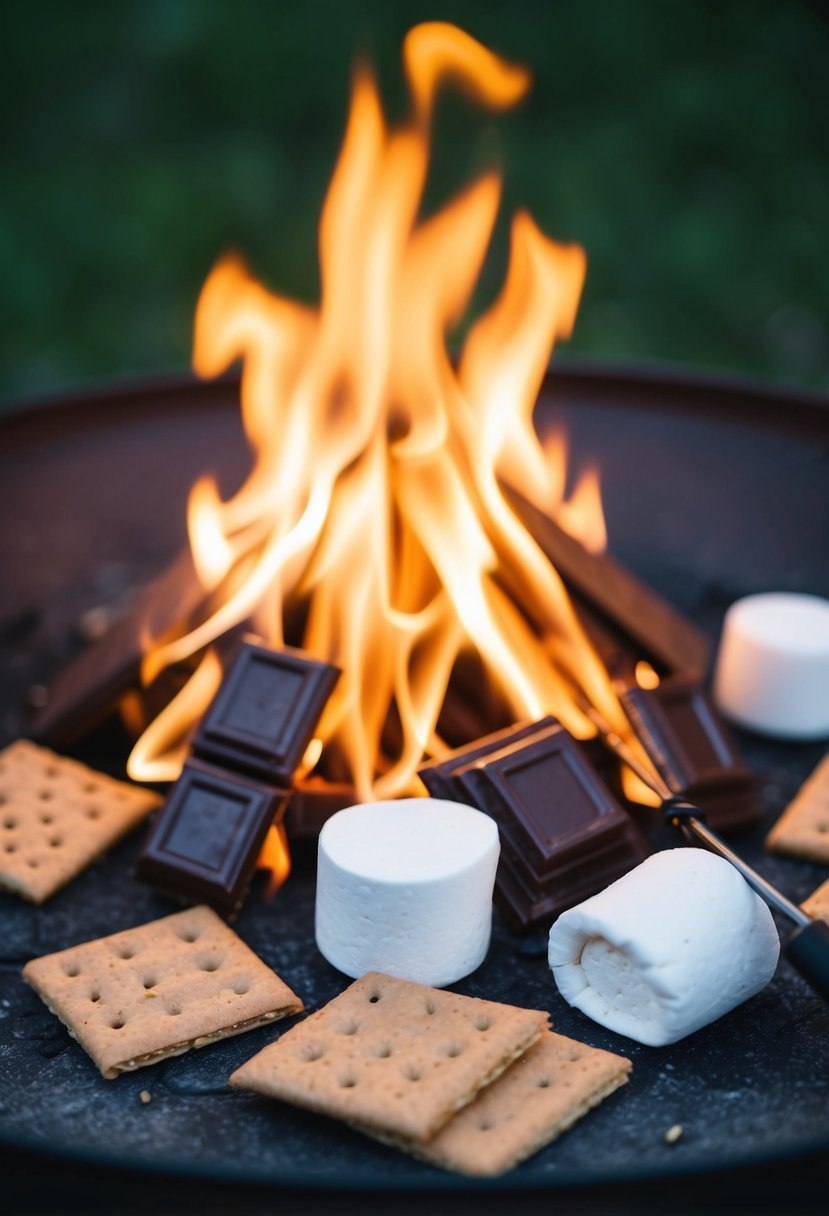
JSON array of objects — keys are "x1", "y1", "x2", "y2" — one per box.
[
  {"x1": 714, "y1": 592, "x2": 829, "y2": 739},
  {"x1": 548, "y1": 849, "x2": 779, "y2": 1046},
  {"x1": 315, "y1": 798, "x2": 500, "y2": 987}
]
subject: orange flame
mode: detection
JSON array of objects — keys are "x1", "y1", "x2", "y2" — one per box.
[
  {"x1": 128, "y1": 23, "x2": 649, "y2": 844},
  {"x1": 257, "y1": 823, "x2": 291, "y2": 897}
]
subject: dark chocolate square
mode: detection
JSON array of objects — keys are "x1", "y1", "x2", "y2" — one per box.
[
  {"x1": 620, "y1": 676, "x2": 758, "y2": 831},
  {"x1": 454, "y1": 724, "x2": 633, "y2": 875},
  {"x1": 419, "y1": 717, "x2": 558, "y2": 801},
  {"x1": 192, "y1": 640, "x2": 339, "y2": 786},
  {"x1": 135, "y1": 758, "x2": 288, "y2": 913}
]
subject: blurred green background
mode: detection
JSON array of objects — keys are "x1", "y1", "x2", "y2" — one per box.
[{"x1": 2, "y1": 0, "x2": 827, "y2": 407}]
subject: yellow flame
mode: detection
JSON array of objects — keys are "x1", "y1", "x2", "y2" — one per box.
[
  {"x1": 128, "y1": 23, "x2": 648, "y2": 805},
  {"x1": 635, "y1": 660, "x2": 661, "y2": 690},
  {"x1": 128, "y1": 649, "x2": 223, "y2": 782},
  {"x1": 257, "y1": 823, "x2": 291, "y2": 897}
]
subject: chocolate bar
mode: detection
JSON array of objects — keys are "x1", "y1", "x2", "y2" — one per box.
[
  {"x1": 421, "y1": 719, "x2": 649, "y2": 930},
  {"x1": 620, "y1": 675, "x2": 759, "y2": 833},
  {"x1": 192, "y1": 640, "x2": 340, "y2": 787},
  {"x1": 135, "y1": 758, "x2": 287, "y2": 913},
  {"x1": 283, "y1": 778, "x2": 357, "y2": 840}
]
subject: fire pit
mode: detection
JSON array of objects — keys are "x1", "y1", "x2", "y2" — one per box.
[
  {"x1": 3, "y1": 22, "x2": 829, "y2": 1203},
  {"x1": 2, "y1": 362, "x2": 828, "y2": 1197}
]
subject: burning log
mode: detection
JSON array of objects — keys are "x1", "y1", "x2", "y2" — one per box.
[
  {"x1": 505, "y1": 487, "x2": 710, "y2": 679},
  {"x1": 30, "y1": 549, "x2": 205, "y2": 748}
]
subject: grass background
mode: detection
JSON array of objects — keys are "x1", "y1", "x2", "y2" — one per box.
[{"x1": 2, "y1": 0, "x2": 828, "y2": 406}]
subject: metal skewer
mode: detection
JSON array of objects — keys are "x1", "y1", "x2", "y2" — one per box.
[{"x1": 585, "y1": 704, "x2": 829, "y2": 1001}]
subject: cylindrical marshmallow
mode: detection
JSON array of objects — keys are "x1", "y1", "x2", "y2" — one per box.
[
  {"x1": 548, "y1": 849, "x2": 779, "y2": 1046},
  {"x1": 315, "y1": 797, "x2": 500, "y2": 987},
  {"x1": 714, "y1": 592, "x2": 829, "y2": 740}
]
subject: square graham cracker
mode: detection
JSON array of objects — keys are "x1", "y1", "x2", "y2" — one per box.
[
  {"x1": 23, "y1": 905, "x2": 303, "y2": 1078},
  {"x1": 402, "y1": 1031, "x2": 631, "y2": 1175},
  {"x1": 766, "y1": 752, "x2": 829, "y2": 865},
  {"x1": 229, "y1": 971, "x2": 548, "y2": 1144},
  {"x1": 0, "y1": 740, "x2": 161, "y2": 903},
  {"x1": 802, "y1": 878, "x2": 829, "y2": 925}
]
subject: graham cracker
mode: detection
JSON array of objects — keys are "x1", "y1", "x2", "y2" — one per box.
[
  {"x1": 0, "y1": 740, "x2": 161, "y2": 903},
  {"x1": 766, "y1": 753, "x2": 829, "y2": 865},
  {"x1": 802, "y1": 878, "x2": 829, "y2": 925},
  {"x1": 399, "y1": 1031, "x2": 631, "y2": 1175},
  {"x1": 23, "y1": 905, "x2": 303, "y2": 1078},
  {"x1": 229, "y1": 971, "x2": 547, "y2": 1144}
]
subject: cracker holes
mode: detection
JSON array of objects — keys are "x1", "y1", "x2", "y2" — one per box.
[
  {"x1": 86, "y1": 807, "x2": 102, "y2": 821},
  {"x1": 166, "y1": 1004, "x2": 182, "y2": 1017},
  {"x1": 142, "y1": 976, "x2": 158, "y2": 990},
  {"x1": 336, "y1": 1019, "x2": 359, "y2": 1036},
  {"x1": 49, "y1": 836, "x2": 63, "y2": 849},
  {"x1": 404, "y1": 1066, "x2": 422, "y2": 1082},
  {"x1": 445, "y1": 1042, "x2": 464, "y2": 1059},
  {"x1": 2, "y1": 816, "x2": 17, "y2": 830},
  {"x1": 177, "y1": 928, "x2": 201, "y2": 944},
  {"x1": 38, "y1": 789, "x2": 54, "y2": 802},
  {"x1": 424, "y1": 999, "x2": 436, "y2": 1016},
  {"x1": 339, "y1": 1075, "x2": 358, "y2": 1089},
  {"x1": 367, "y1": 992, "x2": 382, "y2": 1004},
  {"x1": 374, "y1": 1042, "x2": 393, "y2": 1059},
  {"x1": 39, "y1": 813, "x2": 54, "y2": 825},
  {"x1": 115, "y1": 945, "x2": 135, "y2": 960},
  {"x1": 3, "y1": 842, "x2": 16, "y2": 854},
  {"x1": 474, "y1": 1016, "x2": 492, "y2": 1031},
  {"x1": 109, "y1": 1019, "x2": 126, "y2": 1031},
  {"x1": 819, "y1": 823, "x2": 827, "y2": 834},
  {"x1": 89, "y1": 991, "x2": 101, "y2": 1004},
  {"x1": 27, "y1": 859, "x2": 39, "y2": 869},
  {"x1": 44, "y1": 765, "x2": 59, "y2": 779},
  {"x1": 478, "y1": 1120, "x2": 494, "y2": 1132},
  {"x1": 301, "y1": 1044, "x2": 325, "y2": 1062},
  {"x1": 232, "y1": 981, "x2": 250, "y2": 996},
  {"x1": 63, "y1": 963, "x2": 81, "y2": 978},
  {"x1": 82, "y1": 782, "x2": 98, "y2": 794},
  {"x1": 537, "y1": 1077, "x2": 551, "y2": 1089},
  {"x1": 199, "y1": 957, "x2": 222, "y2": 973}
]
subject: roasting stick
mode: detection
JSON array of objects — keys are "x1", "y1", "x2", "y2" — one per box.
[{"x1": 584, "y1": 703, "x2": 829, "y2": 1002}]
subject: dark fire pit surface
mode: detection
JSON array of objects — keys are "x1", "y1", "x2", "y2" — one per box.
[{"x1": 1, "y1": 362, "x2": 828, "y2": 1209}]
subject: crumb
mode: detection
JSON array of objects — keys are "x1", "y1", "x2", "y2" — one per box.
[
  {"x1": 664, "y1": 1123, "x2": 683, "y2": 1144},
  {"x1": 139, "y1": 1090, "x2": 152, "y2": 1105}
]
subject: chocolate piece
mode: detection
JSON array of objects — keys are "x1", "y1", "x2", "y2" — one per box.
[
  {"x1": 493, "y1": 827, "x2": 649, "y2": 932},
  {"x1": 192, "y1": 640, "x2": 340, "y2": 787},
  {"x1": 424, "y1": 719, "x2": 649, "y2": 931},
  {"x1": 135, "y1": 758, "x2": 287, "y2": 913},
  {"x1": 505, "y1": 486, "x2": 711, "y2": 679},
  {"x1": 453, "y1": 725, "x2": 647, "y2": 877},
  {"x1": 419, "y1": 717, "x2": 558, "y2": 801},
  {"x1": 620, "y1": 675, "x2": 759, "y2": 833},
  {"x1": 284, "y1": 778, "x2": 357, "y2": 839}
]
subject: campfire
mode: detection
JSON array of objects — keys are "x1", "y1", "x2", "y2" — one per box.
[
  {"x1": 122, "y1": 25, "x2": 647, "y2": 802},
  {"x1": 30, "y1": 23, "x2": 755, "y2": 912}
]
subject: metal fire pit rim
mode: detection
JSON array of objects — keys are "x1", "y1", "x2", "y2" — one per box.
[{"x1": 2, "y1": 356, "x2": 827, "y2": 438}]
